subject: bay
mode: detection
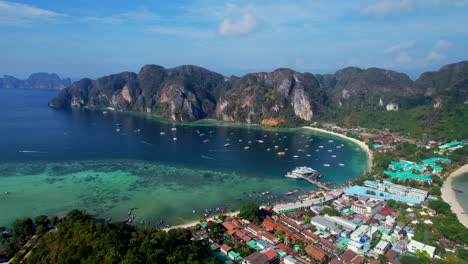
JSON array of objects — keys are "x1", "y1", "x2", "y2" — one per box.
[{"x1": 0, "y1": 88, "x2": 368, "y2": 226}]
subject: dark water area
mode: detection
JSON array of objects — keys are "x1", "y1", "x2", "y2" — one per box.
[{"x1": 0, "y1": 88, "x2": 368, "y2": 226}]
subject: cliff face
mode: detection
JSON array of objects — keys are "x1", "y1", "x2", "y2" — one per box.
[
  {"x1": 216, "y1": 69, "x2": 325, "y2": 124},
  {"x1": 49, "y1": 61, "x2": 468, "y2": 125},
  {"x1": 49, "y1": 65, "x2": 228, "y2": 122},
  {"x1": 0, "y1": 73, "x2": 71, "y2": 90}
]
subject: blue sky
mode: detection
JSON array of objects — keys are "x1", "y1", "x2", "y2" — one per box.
[{"x1": 1, "y1": 0, "x2": 467, "y2": 79}]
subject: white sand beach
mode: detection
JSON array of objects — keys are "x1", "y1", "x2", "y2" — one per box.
[
  {"x1": 302, "y1": 126, "x2": 374, "y2": 171},
  {"x1": 163, "y1": 211, "x2": 239, "y2": 231},
  {"x1": 441, "y1": 164, "x2": 468, "y2": 228}
]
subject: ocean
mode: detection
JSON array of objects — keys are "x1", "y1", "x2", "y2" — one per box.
[{"x1": 0, "y1": 88, "x2": 368, "y2": 226}]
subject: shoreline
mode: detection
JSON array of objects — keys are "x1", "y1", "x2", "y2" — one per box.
[
  {"x1": 441, "y1": 164, "x2": 468, "y2": 228},
  {"x1": 163, "y1": 211, "x2": 240, "y2": 231},
  {"x1": 302, "y1": 126, "x2": 374, "y2": 172}
]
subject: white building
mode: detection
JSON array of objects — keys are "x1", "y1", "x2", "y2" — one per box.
[
  {"x1": 351, "y1": 199, "x2": 384, "y2": 217},
  {"x1": 374, "y1": 241, "x2": 390, "y2": 255},
  {"x1": 407, "y1": 240, "x2": 436, "y2": 258},
  {"x1": 347, "y1": 240, "x2": 364, "y2": 252},
  {"x1": 350, "y1": 225, "x2": 369, "y2": 242},
  {"x1": 366, "y1": 180, "x2": 429, "y2": 201}
]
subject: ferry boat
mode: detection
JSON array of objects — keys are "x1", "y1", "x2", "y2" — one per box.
[{"x1": 285, "y1": 166, "x2": 320, "y2": 179}]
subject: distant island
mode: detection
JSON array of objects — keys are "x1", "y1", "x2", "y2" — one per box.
[
  {"x1": 49, "y1": 61, "x2": 467, "y2": 139},
  {"x1": 0, "y1": 73, "x2": 71, "y2": 90}
]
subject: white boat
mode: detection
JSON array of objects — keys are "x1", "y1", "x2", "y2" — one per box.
[
  {"x1": 160, "y1": 132, "x2": 165, "y2": 135},
  {"x1": 238, "y1": 139, "x2": 243, "y2": 142},
  {"x1": 244, "y1": 146, "x2": 250, "y2": 150},
  {"x1": 319, "y1": 146, "x2": 324, "y2": 148},
  {"x1": 306, "y1": 154, "x2": 311, "y2": 157},
  {"x1": 328, "y1": 150, "x2": 332, "y2": 152},
  {"x1": 257, "y1": 140, "x2": 264, "y2": 143},
  {"x1": 274, "y1": 145, "x2": 279, "y2": 149},
  {"x1": 173, "y1": 137, "x2": 177, "y2": 141},
  {"x1": 285, "y1": 166, "x2": 320, "y2": 179},
  {"x1": 293, "y1": 155, "x2": 299, "y2": 158},
  {"x1": 338, "y1": 163, "x2": 345, "y2": 166},
  {"x1": 116, "y1": 128, "x2": 120, "y2": 132},
  {"x1": 292, "y1": 166, "x2": 317, "y2": 174},
  {"x1": 266, "y1": 148, "x2": 271, "y2": 151},
  {"x1": 171, "y1": 127, "x2": 177, "y2": 131},
  {"x1": 248, "y1": 141, "x2": 252, "y2": 144},
  {"x1": 224, "y1": 143, "x2": 231, "y2": 147},
  {"x1": 323, "y1": 164, "x2": 331, "y2": 167},
  {"x1": 328, "y1": 140, "x2": 334, "y2": 143},
  {"x1": 331, "y1": 155, "x2": 336, "y2": 158}
]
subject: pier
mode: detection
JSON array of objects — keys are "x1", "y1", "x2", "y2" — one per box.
[{"x1": 297, "y1": 175, "x2": 331, "y2": 191}]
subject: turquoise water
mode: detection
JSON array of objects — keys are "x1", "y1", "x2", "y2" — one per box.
[
  {"x1": 0, "y1": 89, "x2": 368, "y2": 226},
  {"x1": 452, "y1": 172, "x2": 468, "y2": 213}
]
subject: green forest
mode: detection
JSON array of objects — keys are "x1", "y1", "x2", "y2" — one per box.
[{"x1": 1, "y1": 210, "x2": 211, "y2": 264}]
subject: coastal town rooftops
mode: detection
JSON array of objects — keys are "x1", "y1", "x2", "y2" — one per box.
[
  {"x1": 244, "y1": 252, "x2": 269, "y2": 264},
  {"x1": 344, "y1": 186, "x2": 423, "y2": 204},
  {"x1": 305, "y1": 244, "x2": 330, "y2": 261},
  {"x1": 264, "y1": 249, "x2": 278, "y2": 260}
]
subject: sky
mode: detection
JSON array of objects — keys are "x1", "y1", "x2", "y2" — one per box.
[{"x1": 1, "y1": 0, "x2": 467, "y2": 80}]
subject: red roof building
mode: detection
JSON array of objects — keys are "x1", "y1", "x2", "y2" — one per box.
[
  {"x1": 378, "y1": 207, "x2": 394, "y2": 217},
  {"x1": 263, "y1": 217, "x2": 278, "y2": 231},
  {"x1": 220, "y1": 244, "x2": 232, "y2": 255},
  {"x1": 222, "y1": 221, "x2": 238, "y2": 232},
  {"x1": 305, "y1": 245, "x2": 330, "y2": 262},
  {"x1": 277, "y1": 243, "x2": 297, "y2": 256}
]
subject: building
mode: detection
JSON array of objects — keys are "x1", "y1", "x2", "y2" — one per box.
[
  {"x1": 263, "y1": 249, "x2": 280, "y2": 264},
  {"x1": 374, "y1": 240, "x2": 390, "y2": 255},
  {"x1": 272, "y1": 196, "x2": 335, "y2": 213},
  {"x1": 344, "y1": 185, "x2": 423, "y2": 204},
  {"x1": 283, "y1": 256, "x2": 301, "y2": 264},
  {"x1": 351, "y1": 199, "x2": 384, "y2": 217},
  {"x1": 305, "y1": 244, "x2": 330, "y2": 262},
  {"x1": 243, "y1": 251, "x2": 279, "y2": 264},
  {"x1": 347, "y1": 240, "x2": 363, "y2": 252},
  {"x1": 350, "y1": 225, "x2": 369, "y2": 242},
  {"x1": 220, "y1": 244, "x2": 232, "y2": 255},
  {"x1": 246, "y1": 224, "x2": 263, "y2": 236},
  {"x1": 310, "y1": 215, "x2": 356, "y2": 235},
  {"x1": 365, "y1": 180, "x2": 428, "y2": 201},
  {"x1": 262, "y1": 232, "x2": 280, "y2": 245},
  {"x1": 243, "y1": 252, "x2": 269, "y2": 264},
  {"x1": 407, "y1": 240, "x2": 436, "y2": 258}
]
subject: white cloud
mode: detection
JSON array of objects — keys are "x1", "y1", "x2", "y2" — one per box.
[
  {"x1": 426, "y1": 51, "x2": 446, "y2": 61},
  {"x1": 395, "y1": 51, "x2": 412, "y2": 64},
  {"x1": 384, "y1": 41, "x2": 416, "y2": 53},
  {"x1": 149, "y1": 26, "x2": 213, "y2": 38},
  {"x1": 435, "y1": 40, "x2": 452, "y2": 49},
  {"x1": 0, "y1": 0, "x2": 65, "y2": 26},
  {"x1": 83, "y1": 9, "x2": 160, "y2": 24},
  {"x1": 361, "y1": 0, "x2": 414, "y2": 16},
  {"x1": 218, "y1": 12, "x2": 259, "y2": 36}
]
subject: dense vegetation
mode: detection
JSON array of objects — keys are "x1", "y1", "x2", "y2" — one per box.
[
  {"x1": 322, "y1": 100, "x2": 468, "y2": 140},
  {"x1": 1, "y1": 210, "x2": 211, "y2": 264}
]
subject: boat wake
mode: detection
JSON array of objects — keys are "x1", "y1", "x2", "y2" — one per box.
[
  {"x1": 140, "y1": 140, "x2": 156, "y2": 145},
  {"x1": 201, "y1": 155, "x2": 216, "y2": 160},
  {"x1": 18, "y1": 150, "x2": 48, "y2": 153}
]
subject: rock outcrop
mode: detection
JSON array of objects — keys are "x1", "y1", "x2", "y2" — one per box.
[
  {"x1": 0, "y1": 73, "x2": 71, "y2": 90},
  {"x1": 49, "y1": 61, "x2": 468, "y2": 125}
]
